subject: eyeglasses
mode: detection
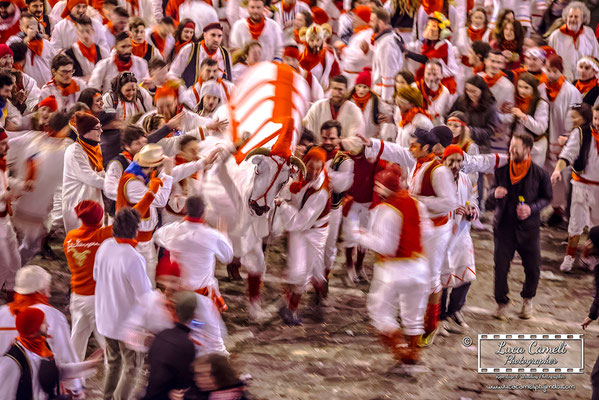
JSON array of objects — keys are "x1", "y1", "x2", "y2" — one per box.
[{"x1": 120, "y1": 72, "x2": 137, "y2": 84}]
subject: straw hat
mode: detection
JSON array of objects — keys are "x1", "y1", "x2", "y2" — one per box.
[{"x1": 134, "y1": 143, "x2": 166, "y2": 167}]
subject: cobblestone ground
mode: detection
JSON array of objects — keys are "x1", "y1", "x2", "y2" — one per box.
[{"x1": 20, "y1": 213, "x2": 599, "y2": 399}]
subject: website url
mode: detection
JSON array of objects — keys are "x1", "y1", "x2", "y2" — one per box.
[{"x1": 486, "y1": 384, "x2": 576, "y2": 392}]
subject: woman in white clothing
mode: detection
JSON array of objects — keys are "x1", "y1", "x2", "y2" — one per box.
[
  {"x1": 230, "y1": 40, "x2": 262, "y2": 84},
  {"x1": 102, "y1": 72, "x2": 154, "y2": 122}
]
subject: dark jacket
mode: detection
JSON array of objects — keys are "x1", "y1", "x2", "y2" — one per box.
[
  {"x1": 143, "y1": 323, "x2": 195, "y2": 400},
  {"x1": 491, "y1": 160, "x2": 553, "y2": 231},
  {"x1": 448, "y1": 97, "x2": 499, "y2": 150},
  {"x1": 588, "y1": 226, "x2": 599, "y2": 320},
  {"x1": 100, "y1": 125, "x2": 173, "y2": 168}
]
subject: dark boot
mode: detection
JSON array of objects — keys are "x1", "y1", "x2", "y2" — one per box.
[
  {"x1": 343, "y1": 247, "x2": 357, "y2": 287},
  {"x1": 354, "y1": 248, "x2": 369, "y2": 283},
  {"x1": 279, "y1": 292, "x2": 302, "y2": 325},
  {"x1": 226, "y1": 257, "x2": 243, "y2": 281}
]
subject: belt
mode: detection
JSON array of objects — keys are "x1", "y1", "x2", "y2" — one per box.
[
  {"x1": 572, "y1": 172, "x2": 599, "y2": 185},
  {"x1": 431, "y1": 214, "x2": 449, "y2": 227},
  {"x1": 136, "y1": 230, "x2": 153, "y2": 242},
  {"x1": 195, "y1": 287, "x2": 228, "y2": 312}
]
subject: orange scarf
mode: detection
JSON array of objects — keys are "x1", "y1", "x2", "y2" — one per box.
[
  {"x1": 27, "y1": 39, "x2": 43, "y2": 64},
  {"x1": 354, "y1": 24, "x2": 370, "y2": 34},
  {"x1": 77, "y1": 138, "x2": 104, "y2": 171},
  {"x1": 546, "y1": 75, "x2": 565, "y2": 102},
  {"x1": 17, "y1": 336, "x2": 53, "y2": 358},
  {"x1": 592, "y1": 127, "x2": 599, "y2": 152},
  {"x1": 515, "y1": 94, "x2": 532, "y2": 113},
  {"x1": 114, "y1": 54, "x2": 132, "y2": 72},
  {"x1": 414, "y1": 153, "x2": 436, "y2": 176},
  {"x1": 472, "y1": 64, "x2": 484, "y2": 74},
  {"x1": 106, "y1": 21, "x2": 118, "y2": 36},
  {"x1": 299, "y1": 48, "x2": 325, "y2": 71},
  {"x1": 247, "y1": 17, "x2": 265, "y2": 40},
  {"x1": 293, "y1": 29, "x2": 302, "y2": 44},
  {"x1": 421, "y1": 0, "x2": 443, "y2": 14},
  {"x1": 50, "y1": 78, "x2": 80, "y2": 97},
  {"x1": 9, "y1": 293, "x2": 50, "y2": 316},
  {"x1": 126, "y1": 0, "x2": 138, "y2": 12},
  {"x1": 400, "y1": 107, "x2": 432, "y2": 127},
  {"x1": 131, "y1": 40, "x2": 148, "y2": 59},
  {"x1": 559, "y1": 25, "x2": 584, "y2": 49},
  {"x1": 467, "y1": 26, "x2": 485, "y2": 41},
  {"x1": 173, "y1": 39, "x2": 190, "y2": 56},
  {"x1": 201, "y1": 40, "x2": 216, "y2": 56},
  {"x1": 575, "y1": 77, "x2": 598, "y2": 95},
  {"x1": 121, "y1": 150, "x2": 133, "y2": 161},
  {"x1": 351, "y1": 92, "x2": 371, "y2": 111},
  {"x1": 152, "y1": 30, "x2": 166, "y2": 55},
  {"x1": 115, "y1": 237, "x2": 138, "y2": 247},
  {"x1": 417, "y1": 79, "x2": 442, "y2": 108},
  {"x1": 510, "y1": 155, "x2": 531, "y2": 184},
  {"x1": 483, "y1": 71, "x2": 506, "y2": 88},
  {"x1": 78, "y1": 41, "x2": 97, "y2": 63}
]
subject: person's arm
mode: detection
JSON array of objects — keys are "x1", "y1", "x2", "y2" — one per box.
[
  {"x1": 416, "y1": 166, "x2": 458, "y2": 215},
  {"x1": 170, "y1": 160, "x2": 205, "y2": 183},
  {"x1": 169, "y1": 44, "x2": 193, "y2": 78},
  {"x1": 557, "y1": 127, "x2": 581, "y2": 167},
  {"x1": 357, "y1": 205, "x2": 401, "y2": 255},
  {"x1": 212, "y1": 230, "x2": 234, "y2": 264},
  {"x1": 364, "y1": 138, "x2": 416, "y2": 170},
  {"x1": 46, "y1": 312, "x2": 85, "y2": 393},
  {"x1": 280, "y1": 188, "x2": 328, "y2": 232},
  {"x1": 462, "y1": 152, "x2": 508, "y2": 174},
  {"x1": 103, "y1": 160, "x2": 123, "y2": 201},
  {"x1": 328, "y1": 158, "x2": 354, "y2": 193},
  {"x1": 529, "y1": 168, "x2": 553, "y2": 217},
  {"x1": 71, "y1": 146, "x2": 105, "y2": 189},
  {"x1": 125, "y1": 173, "x2": 172, "y2": 208},
  {"x1": 520, "y1": 100, "x2": 549, "y2": 136},
  {"x1": 147, "y1": 125, "x2": 173, "y2": 143}
]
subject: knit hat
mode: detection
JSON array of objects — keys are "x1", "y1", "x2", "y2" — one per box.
[
  {"x1": 98, "y1": 110, "x2": 118, "y2": 126},
  {"x1": 547, "y1": 54, "x2": 563, "y2": 73},
  {"x1": 431, "y1": 125, "x2": 453, "y2": 148},
  {"x1": 396, "y1": 85, "x2": 423, "y2": 108},
  {"x1": 134, "y1": 143, "x2": 166, "y2": 167},
  {"x1": 75, "y1": 200, "x2": 103, "y2": 226},
  {"x1": 577, "y1": 56, "x2": 599, "y2": 75},
  {"x1": 203, "y1": 22, "x2": 223, "y2": 33},
  {"x1": 14, "y1": 265, "x2": 52, "y2": 295},
  {"x1": 283, "y1": 45, "x2": 300, "y2": 60},
  {"x1": 413, "y1": 128, "x2": 437, "y2": 147},
  {"x1": 525, "y1": 47, "x2": 546, "y2": 62},
  {"x1": 353, "y1": 5, "x2": 371, "y2": 24},
  {"x1": 199, "y1": 80, "x2": 222, "y2": 101},
  {"x1": 355, "y1": 67, "x2": 372, "y2": 87},
  {"x1": 311, "y1": 7, "x2": 329, "y2": 25},
  {"x1": 61, "y1": 0, "x2": 87, "y2": 19},
  {"x1": 74, "y1": 111, "x2": 100, "y2": 137},
  {"x1": 375, "y1": 164, "x2": 403, "y2": 192},
  {"x1": 303, "y1": 146, "x2": 327, "y2": 164},
  {"x1": 156, "y1": 256, "x2": 182, "y2": 278},
  {"x1": 0, "y1": 44, "x2": 13, "y2": 59},
  {"x1": 15, "y1": 307, "x2": 45, "y2": 337},
  {"x1": 442, "y1": 144, "x2": 464, "y2": 161},
  {"x1": 154, "y1": 85, "x2": 179, "y2": 101},
  {"x1": 38, "y1": 96, "x2": 58, "y2": 112}
]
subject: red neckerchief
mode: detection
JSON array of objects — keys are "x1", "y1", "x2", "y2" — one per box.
[
  {"x1": 413, "y1": 153, "x2": 436, "y2": 176},
  {"x1": 49, "y1": 78, "x2": 80, "y2": 97},
  {"x1": 400, "y1": 107, "x2": 432, "y2": 127},
  {"x1": 152, "y1": 30, "x2": 166, "y2": 55},
  {"x1": 77, "y1": 137, "x2": 104, "y2": 172},
  {"x1": 200, "y1": 40, "x2": 216, "y2": 56},
  {"x1": 184, "y1": 216, "x2": 205, "y2": 223},
  {"x1": 9, "y1": 293, "x2": 50, "y2": 316},
  {"x1": 515, "y1": 94, "x2": 533, "y2": 114},
  {"x1": 121, "y1": 151, "x2": 133, "y2": 161},
  {"x1": 299, "y1": 47, "x2": 326, "y2": 71},
  {"x1": 173, "y1": 39, "x2": 190, "y2": 56},
  {"x1": 78, "y1": 40, "x2": 97, "y2": 63},
  {"x1": 559, "y1": 24, "x2": 584, "y2": 49},
  {"x1": 467, "y1": 26, "x2": 485, "y2": 41},
  {"x1": 114, "y1": 53, "x2": 133, "y2": 72},
  {"x1": 472, "y1": 64, "x2": 484, "y2": 75},
  {"x1": 482, "y1": 71, "x2": 506, "y2": 88},
  {"x1": 330, "y1": 100, "x2": 342, "y2": 120},
  {"x1": 247, "y1": 17, "x2": 266, "y2": 40},
  {"x1": 27, "y1": 39, "x2": 44, "y2": 64},
  {"x1": 326, "y1": 148, "x2": 338, "y2": 161},
  {"x1": 575, "y1": 77, "x2": 598, "y2": 95},
  {"x1": 131, "y1": 40, "x2": 148, "y2": 59},
  {"x1": 592, "y1": 126, "x2": 599, "y2": 152},
  {"x1": 115, "y1": 237, "x2": 138, "y2": 247},
  {"x1": 417, "y1": 79, "x2": 442, "y2": 109},
  {"x1": 17, "y1": 336, "x2": 53, "y2": 358},
  {"x1": 421, "y1": 0, "x2": 443, "y2": 14},
  {"x1": 351, "y1": 92, "x2": 371, "y2": 111},
  {"x1": 0, "y1": 155, "x2": 6, "y2": 172},
  {"x1": 546, "y1": 75, "x2": 565, "y2": 102}
]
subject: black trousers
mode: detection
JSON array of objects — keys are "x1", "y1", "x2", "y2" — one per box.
[
  {"x1": 440, "y1": 283, "x2": 471, "y2": 320},
  {"x1": 592, "y1": 354, "x2": 599, "y2": 400},
  {"x1": 493, "y1": 226, "x2": 541, "y2": 304}
]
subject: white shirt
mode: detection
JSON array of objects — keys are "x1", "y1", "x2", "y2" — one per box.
[
  {"x1": 38, "y1": 77, "x2": 87, "y2": 112},
  {"x1": 88, "y1": 55, "x2": 149, "y2": 93},
  {"x1": 549, "y1": 26, "x2": 599, "y2": 81},
  {"x1": 178, "y1": 0, "x2": 219, "y2": 37},
  {"x1": 229, "y1": 17, "x2": 284, "y2": 61},
  {"x1": 94, "y1": 238, "x2": 152, "y2": 341},
  {"x1": 372, "y1": 30, "x2": 403, "y2": 105},
  {"x1": 303, "y1": 99, "x2": 365, "y2": 143},
  {"x1": 51, "y1": 17, "x2": 108, "y2": 53}
]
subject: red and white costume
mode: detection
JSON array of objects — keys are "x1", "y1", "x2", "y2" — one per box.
[
  {"x1": 184, "y1": 77, "x2": 235, "y2": 110},
  {"x1": 102, "y1": 88, "x2": 155, "y2": 121},
  {"x1": 0, "y1": 148, "x2": 19, "y2": 291},
  {"x1": 303, "y1": 99, "x2": 365, "y2": 142},
  {"x1": 478, "y1": 71, "x2": 515, "y2": 153},
  {"x1": 395, "y1": 108, "x2": 434, "y2": 146},
  {"x1": 88, "y1": 55, "x2": 149, "y2": 93},
  {"x1": 413, "y1": 4, "x2": 459, "y2": 43},
  {"x1": 548, "y1": 25, "x2": 599, "y2": 81},
  {"x1": 170, "y1": 41, "x2": 231, "y2": 81},
  {"x1": 18, "y1": 38, "x2": 56, "y2": 88},
  {"x1": 230, "y1": 17, "x2": 284, "y2": 61},
  {"x1": 417, "y1": 80, "x2": 452, "y2": 125},
  {"x1": 372, "y1": 29, "x2": 403, "y2": 106},
  {"x1": 118, "y1": 0, "x2": 157, "y2": 26},
  {"x1": 50, "y1": 16, "x2": 108, "y2": 53},
  {"x1": 145, "y1": 28, "x2": 175, "y2": 59},
  {"x1": 299, "y1": 46, "x2": 341, "y2": 91},
  {"x1": 338, "y1": 27, "x2": 373, "y2": 88},
  {"x1": 67, "y1": 41, "x2": 110, "y2": 80},
  {"x1": 39, "y1": 78, "x2": 87, "y2": 112}
]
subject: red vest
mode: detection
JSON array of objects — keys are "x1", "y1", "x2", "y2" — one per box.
[
  {"x1": 348, "y1": 154, "x2": 385, "y2": 203},
  {"x1": 416, "y1": 159, "x2": 449, "y2": 226},
  {"x1": 382, "y1": 191, "x2": 423, "y2": 258}
]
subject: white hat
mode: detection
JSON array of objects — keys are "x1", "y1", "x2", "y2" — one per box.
[
  {"x1": 199, "y1": 80, "x2": 223, "y2": 101},
  {"x1": 14, "y1": 265, "x2": 52, "y2": 295}
]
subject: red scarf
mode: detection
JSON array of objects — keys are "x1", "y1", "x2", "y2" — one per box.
[
  {"x1": 417, "y1": 79, "x2": 442, "y2": 109},
  {"x1": 152, "y1": 30, "x2": 166, "y2": 55},
  {"x1": 351, "y1": 92, "x2": 371, "y2": 111},
  {"x1": 173, "y1": 39, "x2": 190, "y2": 56},
  {"x1": 421, "y1": 0, "x2": 443, "y2": 14},
  {"x1": 77, "y1": 138, "x2": 104, "y2": 172},
  {"x1": 575, "y1": 77, "x2": 598, "y2": 95},
  {"x1": 472, "y1": 64, "x2": 484, "y2": 74},
  {"x1": 114, "y1": 54, "x2": 132, "y2": 72},
  {"x1": 106, "y1": 21, "x2": 118, "y2": 36},
  {"x1": 131, "y1": 40, "x2": 148, "y2": 59},
  {"x1": 201, "y1": 40, "x2": 216, "y2": 56},
  {"x1": 467, "y1": 26, "x2": 485, "y2": 41},
  {"x1": 0, "y1": 156, "x2": 6, "y2": 172},
  {"x1": 9, "y1": 293, "x2": 50, "y2": 316},
  {"x1": 115, "y1": 238, "x2": 138, "y2": 247},
  {"x1": 184, "y1": 216, "x2": 205, "y2": 223},
  {"x1": 546, "y1": 75, "x2": 565, "y2": 102},
  {"x1": 400, "y1": 107, "x2": 432, "y2": 127},
  {"x1": 510, "y1": 155, "x2": 531, "y2": 184},
  {"x1": 592, "y1": 127, "x2": 599, "y2": 152},
  {"x1": 414, "y1": 153, "x2": 436, "y2": 176},
  {"x1": 126, "y1": 0, "x2": 138, "y2": 12},
  {"x1": 299, "y1": 47, "x2": 325, "y2": 71},
  {"x1": 293, "y1": 29, "x2": 302, "y2": 44},
  {"x1": 78, "y1": 41, "x2": 97, "y2": 63},
  {"x1": 27, "y1": 39, "x2": 44, "y2": 64},
  {"x1": 420, "y1": 40, "x2": 448, "y2": 62},
  {"x1": 247, "y1": 17, "x2": 266, "y2": 40},
  {"x1": 17, "y1": 336, "x2": 53, "y2": 358},
  {"x1": 50, "y1": 78, "x2": 80, "y2": 97},
  {"x1": 330, "y1": 101, "x2": 342, "y2": 120},
  {"x1": 482, "y1": 71, "x2": 506, "y2": 88},
  {"x1": 559, "y1": 24, "x2": 584, "y2": 49},
  {"x1": 515, "y1": 94, "x2": 532, "y2": 113}
]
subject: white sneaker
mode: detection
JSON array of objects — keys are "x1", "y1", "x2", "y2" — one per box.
[
  {"x1": 560, "y1": 255, "x2": 575, "y2": 272},
  {"x1": 520, "y1": 298, "x2": 533, "y2": 320},
  {"x1": 248, "y1": 301, "x2": 269, "y2": 322},
  {"x1": 494, "y1": 303, "x2": 508, "y2": 320}
]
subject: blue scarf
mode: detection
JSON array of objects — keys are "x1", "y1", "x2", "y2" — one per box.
[{"x1": 124, "y1": 161, "x2": 150, "y2": 184}]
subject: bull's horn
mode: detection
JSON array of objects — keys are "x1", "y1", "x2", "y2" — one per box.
[
  {"x1": 289, "y1": 155, "x2": 306, "y2": 177},
  {"x1": 244, "y1": 147, "x2": 271, "y2": 160}
]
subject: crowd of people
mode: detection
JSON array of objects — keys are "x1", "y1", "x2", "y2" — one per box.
[{"x1": 1, "y1": 0, "x2": 599, "y2": 397}]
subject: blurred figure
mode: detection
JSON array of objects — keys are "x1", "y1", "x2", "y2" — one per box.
[{"x1": 184, "y1": 354, "x2": 249, "y2": 400}]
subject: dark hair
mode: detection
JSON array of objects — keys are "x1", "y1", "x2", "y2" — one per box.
[
  {"x1": 179, "y1": 135, "x2": 199, "y2": 151},
  {"x1": 78, "y1": 88, "x2": 101, "y2": 108},
  {"x1": 143, "y1": 113, "x2": 166, "y2": 133},
  {"x1": 320, "y1": 120, "x2": 342, "y2": 137},
  {"x1": 516, "y1": 72, "x2": 541, "y2": 114},
  {"x1": 48, "y1": 111, "x2": 70, "y2": 132},
  {"x1": 9, "y1": 42, "x2": 27, "y2": 63},
  {"x1": 174, "y1": 18, "x2": 197, "y2": 43},
  {"x1": 103, "y1": 0, "x2": 118, "y2": 7},
  {"x1": 196, "y1": 354, "x2": 244, "y2": 390},
  {"x1": 487, "y1": 48, "x2": 503, "y2": 58},
  {"x1": 51, "y1": 54, "x2": 74, "y2": 71},
  {"x1": 330, "y1": 74, "x2": 348, "y2": 87},
  {"x1": 493, "y1": 8, "x2": 515, "y2": 38},
  {"x1": 300, "y1": 127, "x2": 314, "y2": 144},
  {"x1": 463, "y1": 75, "x2": 496, "y2": 110},
  {"x1": 112, "y1": 207, "x2": 140, "y2": 239},
  {"x1": 472, "y1": 40, "x2": 491, "y2": 61},
  {"x1": 396, "y1": 70, "x2": 415, "y2": 85},
  {"x1": 466, "y1": 7, "x2": 488, "y2": 28},
  {"x1": 111, "y1": 72, "x2": 138, "y2": 102},
  {"x1": 160, "y1": 16, "x2": 175, "y2": 26},
  {"x1": 148, "y1": 57, "x2": 167, "y2": 71},
  {"x1": 112, "y1": 6, "x2": 129, "y2": 18},
  {"x1": 172, "y1": 291, "x2": 197, "y2": 323},
  {"x1": 373, "y1": 7, "x2": 390, "y2": 25},
  {"x1": 0, "y1": 73, "x2": 14, "y2": 88},
  {"x1": 495, "y1": 19, "x2": 524, "y2": 54},
  {"x1": 26, "y1": 0, "x2": 44, "y2": 4},
  {"x1": 76, "y1": 16, "x2": 93, "y2": 27},
  {"x1": 512, "y1": 131, "x2": 534, "y2": 149},
  {"x1": 68, "y1": 102, "x2": 90, "y2": 114},
  {"x1": 115, "y1": 31, "x2": 131, "y2": 44},
  {"x1": 185, "y1": 195, "x2": 206, "y2": 218},
  {"x1": 122, "y1": 124, "x2": 146, "y2": 146},
  {"x1": 20, "y1": 11, "x2": 35, "y2": 20},
  {"x1": 200, "y1": 57, "x2": 218, "y2": 69},
  {"x1": 298, "y1": 9, "x2": 313, "y2": 27},
  {"x1": 571, "y1": 103, "x2": 593, "y2": 125},
  {"x1": 129, "y1": 16, "x2": 146, "y2": 30}
]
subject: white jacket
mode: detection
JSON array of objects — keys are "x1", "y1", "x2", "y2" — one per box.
[
  {"x1": 303, "y1": 98, "x2": 365, "y2": 142},
  {"x1": 102, "y1": 88, "x2": 155, "y2": 121},
  {"x1": 548, "y1": 26, "x2": 599, "y2": 82},
  {"x1": 88, "y1": 55, "x2": 149, "y2": 93},
  {"x1": 178, "y1": 0, "x2": 219, "y2": 37},
  {"x1": 372, "y1": 30, "x2": 403, "y2": 105},
  {"x1": 38, "y1": 77, "x2": 87, "y2": 112},
  {"x1": 230, "y1": 17, "x2": 284, "y2": 61},
  {"x1": 339, "y1": 27, "x2": 373, "y2": 88},
  {"x1": 50, "y1": 17, "x2": 108, "y2": 53}
]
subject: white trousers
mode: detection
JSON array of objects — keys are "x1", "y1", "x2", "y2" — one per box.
[
  {"x1": 287, "y1": 226, "x2": 329, "y2": 290},
  {"x1": 0, "y1": 218, "x2": 20, "y2": 291},
  {"x1": 136, "y1": 241, "x2": 158, "y2": 288},
  {"x1": 367, "y1": 257, "x2": 430, "y2": 335},
  {"x1": 240, "y1": 241, "x2": 267, "y2": 275},
  {"x1": 342, "y1": 202, "x2": 370, "y2": 248},
  {"x1": 425, "y1": 221, "x2": 453, "y2": 294},
  {"x1": 568, "y1": 181, "x2": 599, "y2": 236},
  {"x1": 324, "y1": 208, "x2": 343, "y2": 271},
  {"x1": 531, "y1": 137, "x2": 548, "y2": 167},
  {"x1": 70, "y1": 293, "x2": 105, "y2": 361}
]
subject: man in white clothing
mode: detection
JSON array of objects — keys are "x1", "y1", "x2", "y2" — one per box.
[
  {"x1": 65, "y1": 17, "x2": 110, "y2": 81},
  {"x1": 335, "y1": 5, "x2": 373, "y2": 88},
  {"x1": 88, "y1": 31, "x2": 149, "y2": 93},
  {"x1": 417, "y1": 59, "x2": 453, "y2": 125},
  {"x1": 39, "y1": 54, "x2": 87, "y2": 112},
  {"x1": 104, "y1": 6, "x2": 129, "y2": 49},
  {"x1": 229, "y1": 0, "x2": 284, "y2": 61},
  {"x1": 548, "y1": 1, "x2": 599, "y2": 82},
  {"x1": 94, "y1": 207, "x2": 152, "y2": 400},
  {"x1": 50, "y1": 0, "x2": 109, "y2": 52},
  {"x1": 298, "y1": 24, "x2": 340, "y2": 91},
  {"x1": 370, "y1": 8, "x2": 403, "y2": 108},
  {"x1": 184, "y1": 58, "x2": 235, "y2": 110},
  {"x1": 303, "y1": 75, "x2": 365, "y2": 143}
]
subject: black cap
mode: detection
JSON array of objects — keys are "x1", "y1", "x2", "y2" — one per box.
[
  {"x1": 430, "y1": 125, "x2": 453, "y2": 148},
  {"x1": 413, "y1": 128, "x2": 437, "y2": 148},
  {"x1": 98, "y1": 110, "x2": 118, "y2": 126}
]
